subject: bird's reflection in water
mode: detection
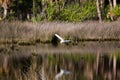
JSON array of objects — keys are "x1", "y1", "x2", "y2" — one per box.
[{"x1": 55, "y1": 69, "x2": 71, "y2": 80}]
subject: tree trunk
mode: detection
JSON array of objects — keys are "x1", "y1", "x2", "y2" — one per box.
[
  {"x1": 33, "y1": 0, "x2": 36, "y2": 18},
  {"x1": 55, "y1": 0, "x2": 59, "y2": 11},
  {"x1": 109, "y1": 0, "x2": 113, "y2": 9},
  {"x1": 96, "y1": 0, "x2": 102, "y2": 22},
  {"x1": 2, "y1": 0, "x2": 8, "y2": 19},
  {"x1": 113, "y1": 0, "x2": 117, "y2": 7},
  {"x1": 3, "y1": 8, "x2": 7, "y2": 19},
  {"x1": 16, "y1": 0, "x2": 19, "y2": 19},
  {"x1": 100, "y1": 0, "x2": 104, "y2": 8}
]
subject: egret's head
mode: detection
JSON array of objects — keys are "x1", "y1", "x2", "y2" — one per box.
[{"x1": 60, "y1": 69, "x2": 65, "y2": 73}]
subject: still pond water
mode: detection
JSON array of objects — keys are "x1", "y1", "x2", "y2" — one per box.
[{"x1": 0, "y1": 41, "x2": 120, "y2": 80}]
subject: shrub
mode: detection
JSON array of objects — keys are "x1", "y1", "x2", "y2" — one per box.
[
  {"x1": 45, "y1": 3, "x2": 57, "y2": 21},
  {"x1": 107, "y1": 5, "x2": 120, "y2": 20},
  {"x1": 31, "y1": 14, "x2": 44, "y2": 22},
  {"x1": 110, "y1": 5, "x2": 120, "y2": 16},
  {"x1": 57, "y1": 4, "x2": 81, "y2": 22},
  {"x1": 77, "y1": 2, "x2": 97, "y2": 21},
  {"x1": 31, "y1": 2, "x2": 97, "y2": 22},
  {"x1": 55, "y1": 2, "x2": 97, "y2": 22}
]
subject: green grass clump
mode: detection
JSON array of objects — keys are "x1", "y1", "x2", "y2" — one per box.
[
  {"x1": 107, "y1": 5, "x2": 120, "y2": 20},
  {"x1": 45, "y1": 3, "x2": 57, "y2": 21},
  {"x1": 31, "y1": 2, "x2": 97, "y2": 22},
  {"x1": 110, "y1": 5, "x2": 120, "y2": 17},
  {"x1": 57, "y1": 2, "x2": 97, "y2": 22}
]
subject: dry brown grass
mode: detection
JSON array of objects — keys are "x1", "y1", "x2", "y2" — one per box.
[{"x1": 0, "y1": 21, "x2": 120, "y2": 43}]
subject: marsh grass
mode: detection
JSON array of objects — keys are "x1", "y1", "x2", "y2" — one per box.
[{"x1": 0, "y1": 21, "x2": 120, "y2": 44}]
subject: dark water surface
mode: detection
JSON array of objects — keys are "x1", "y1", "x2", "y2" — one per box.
[{"x1": 0, "y1": 41, "x2": 120, "y2": 80}]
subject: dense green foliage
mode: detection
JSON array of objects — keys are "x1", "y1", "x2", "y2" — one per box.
[
  {"x1": 54, "y1": 3, "x2": 97, "y2": 22},
  {"x1": 0, "y1": 0, "x2": 120, "y2": 22},
  {"x1": 109, "y1": 5, "x2": 120, "y2": 17},
  {"x1": 28, "y1": 2, "x2": 97, "y2": 22}
]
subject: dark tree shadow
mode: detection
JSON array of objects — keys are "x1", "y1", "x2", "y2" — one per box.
[{"x1": 51, "y1": 35, "x2": 59, "y2": 47}]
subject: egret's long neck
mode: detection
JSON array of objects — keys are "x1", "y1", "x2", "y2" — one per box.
[{"x1": 61, "y1": 70, "x2": 64, "y2": 75}]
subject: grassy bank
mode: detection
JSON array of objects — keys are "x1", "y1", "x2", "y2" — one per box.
[{"x1": 0, "y1": 21, "x2": 120, "y2": 44}]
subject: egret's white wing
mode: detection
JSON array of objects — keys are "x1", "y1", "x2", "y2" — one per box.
[
  {"x1": 55, "y1": 71, "x2": 63, "y2": 80},
  {"x1": 61, "y1": 69, "x2": 71, "y2": 75},
  {"x1": 64, "y1": 40, "x2": 71, "y2": 43},
  {"x1": 55, "y1": 74, "x2": 60, "y2": 80},
  {"x1": 64, "y1": 71, "x2": 71, "y2": 75},
  {"x1": 55, "y1": 34, "x2": 64, "y2": 41},
  {"x1": 55, "y1": 69, "x2": 71, "y2": 80}
]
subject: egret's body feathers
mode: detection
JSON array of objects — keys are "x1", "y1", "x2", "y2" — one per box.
[
  {"x1": 55, "y1": 34, "x2": 71, "y2": 43},
  {"x1": 55, "y1": 69, "x2": 71, "y2": 80}
]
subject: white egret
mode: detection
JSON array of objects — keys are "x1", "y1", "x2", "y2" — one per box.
[
  {"x1": 55, "y1": 34, "x2": 71, "y2": 43},
  {"x1": 55, "y1": 69, "x2": 71, "y2": 80}
]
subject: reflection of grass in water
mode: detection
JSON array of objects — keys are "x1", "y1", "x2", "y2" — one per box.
[
  {"x1": 63, "y1": 54, "x2": 81, "y2": 62},
  {"x1": 0, "y1": 53, "x2": 120, "y2": 79},
  {"x1": 58, "y1": 54, "x2": 96, "y2": 62},
  {"x1": 115, "y1": 52, "x2": 120, "y2": 58},
  {"x1": 81, "y1": 53, "x2": 96, "y2": 62},
  {"x1": 47, "y1": 54, "x2": 57, "y2": 66},
  {"x1": 45, "y1": 53, "x2": 97, "y2": 79}
]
